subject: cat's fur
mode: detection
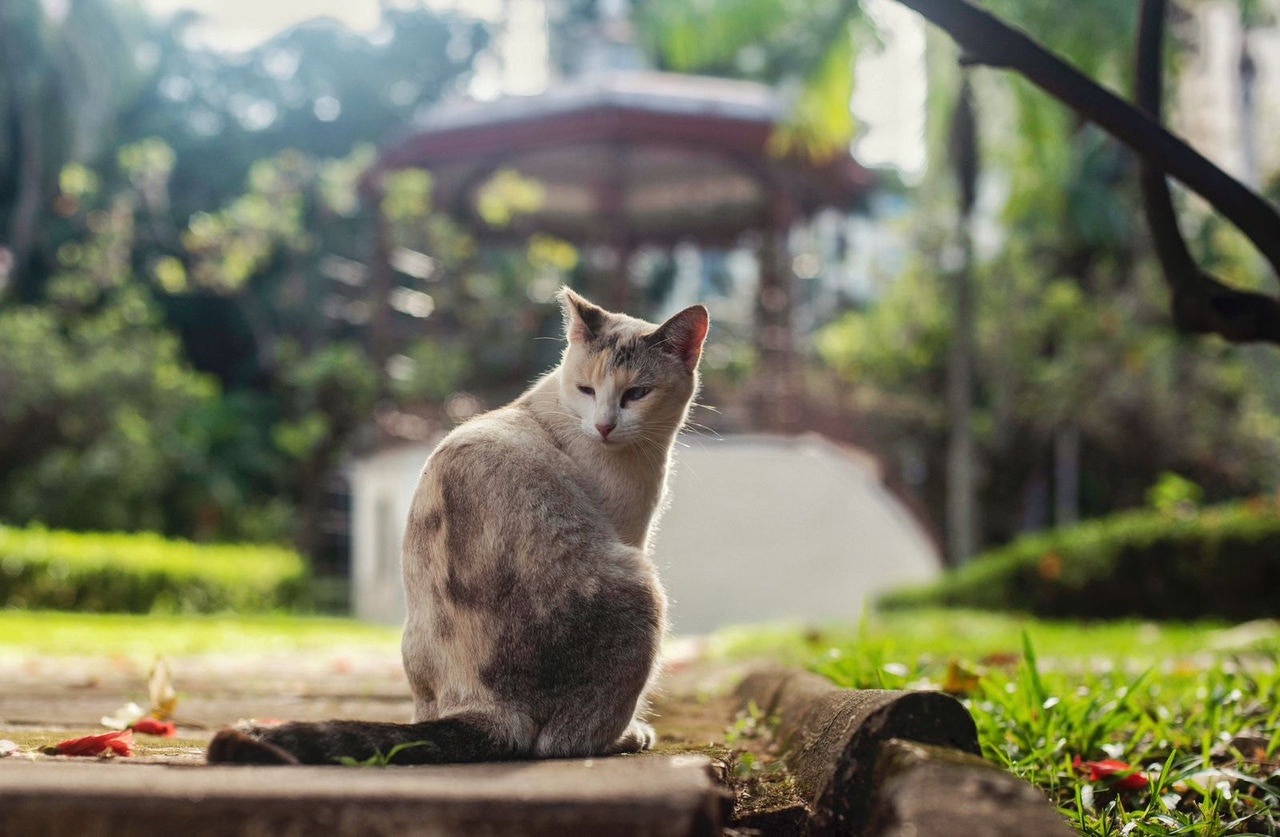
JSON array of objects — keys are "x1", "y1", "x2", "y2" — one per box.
[{"x1": 207, "y1": 288, "x2": 709, "y2": 765}]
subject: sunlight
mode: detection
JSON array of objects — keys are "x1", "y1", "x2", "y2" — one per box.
[
  {"x1": 850, "y1": 0, "x2": 927, "y2": 179},
  {"x1": 139, "y1": 0, "x2": 504, "y2": 51}
]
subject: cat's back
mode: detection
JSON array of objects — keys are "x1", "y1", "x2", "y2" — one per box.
[
  {"x1": 424, "y1": 401, "x2": 573, "y2": 494},
  {"x1": 404, "y1": 401, "x2": 609, "y2": 563}
]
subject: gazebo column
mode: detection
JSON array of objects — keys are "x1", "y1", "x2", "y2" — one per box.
[
  {"x1": 611, "y1": 240, "x2": 634, "y2": 311},
  {"x1": 755, "y1": 198, "x2": 801, "y2": 433},
  {"x1": 601, "y1": 144, "x2": 631, "y2": 311},
  {"x1": 366, "y1": 180, "x2": 396, "y2": 386}
]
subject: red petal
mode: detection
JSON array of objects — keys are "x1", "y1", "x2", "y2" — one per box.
[
  {"x1": 131, "y1": 717, "x2": 177, "y2": 737},
  {"x1": 1072, "y1": 756, "x2": 1149, "y2": 790},
  {"x1": 54, "y1": 729, "x2": 134, "y2": 757},
  {"x1": 1114, "y1": 772, "x2": 1150, "y2": 791}
]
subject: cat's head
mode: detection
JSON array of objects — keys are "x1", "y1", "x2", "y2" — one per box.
[{"x1": 557, "y1": 287, "x2": 709, "y2": 447}]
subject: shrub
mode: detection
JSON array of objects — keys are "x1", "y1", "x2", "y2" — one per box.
[
  {"x1": 881, "y1": 499, "x2": 1280, "y2": 620},
  {"x1": 0, "y1": 526, "x2": 309, "y2": 614}
]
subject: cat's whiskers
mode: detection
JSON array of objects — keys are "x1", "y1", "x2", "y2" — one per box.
[
  {"x1": 632, "y1": 431, "x2": 672, "y2": 473},
  {"x1": 679, "y1": 419, "x2": 722, "y2": 440}
]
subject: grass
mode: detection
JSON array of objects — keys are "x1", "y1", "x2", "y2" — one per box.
[
  {"x1": 713, "y1": 609, "x2": 1280, "y2": 836},
  {"x1": 0, "y1": 609, "x2": 400, "y2": 659}
]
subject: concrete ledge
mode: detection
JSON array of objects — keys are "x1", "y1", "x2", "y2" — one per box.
[
  {"x1": 867, "y1": 738, "x2": 1075, "y2": 836},
  {"x1": 0, "y1": 755, "x2": 726, "y2": 837},
  {"x1": 734, "y1": 669, "x2": 981, "y2": 835}
]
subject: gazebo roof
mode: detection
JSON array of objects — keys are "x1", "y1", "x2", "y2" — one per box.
[{"x1": 370, "y1": 71, "x2": 875, "y2": 246}]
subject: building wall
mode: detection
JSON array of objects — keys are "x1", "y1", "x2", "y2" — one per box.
[
  {"x1": 350, "y1": 434, "x2": 941, "y2": 633},
  {"x1": 350, "y1": 443, "x2": 429, "y2": 624}
]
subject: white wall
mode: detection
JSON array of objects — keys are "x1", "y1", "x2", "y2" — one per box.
[
  {"x1": 652, "y1": 435, "x2": 940, "y2": 633},
  {"x1": 350, "y1": 434, "x2": 942, "y2": 633},
  {"x1": 350, "y1": 443, "x2": 429, "y2": 624}
]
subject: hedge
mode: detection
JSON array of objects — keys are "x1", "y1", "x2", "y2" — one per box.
[
  {"x1": 880, "y1": 499, "x2": 1280, "y2": 620},
  {"x1": 0, "y1": 525, "x2": 309, "y2": 613}
]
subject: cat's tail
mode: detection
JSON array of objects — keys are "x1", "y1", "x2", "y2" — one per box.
[{"x1": 205, "y1": 714, "x2": 514, "y2": 766}]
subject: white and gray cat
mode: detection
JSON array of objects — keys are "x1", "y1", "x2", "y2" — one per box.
[{"x1": 207, "y1": 288, "x2": 709, "y2": 764}]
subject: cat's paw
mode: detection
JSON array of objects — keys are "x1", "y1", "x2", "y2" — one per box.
[
  {"x1": 206, "y1": 727, "x2": 300, "y2": 765},
  {"x1": 611, "y1": 720, "x2": 657, "y2": 754}
]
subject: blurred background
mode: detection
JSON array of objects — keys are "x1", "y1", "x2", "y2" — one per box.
[{"x1": 3, "y1": 0, "x2": 1280, "y2": 628}]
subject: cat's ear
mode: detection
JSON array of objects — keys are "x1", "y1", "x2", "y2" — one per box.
[
  {"x1": 558, "y1": 287, "x2": 607, "y2": 344},
  {"x1": 649, "y1": 305, "x2": 709, "y2": 373}
]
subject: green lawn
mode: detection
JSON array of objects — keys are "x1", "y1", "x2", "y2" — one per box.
[
  {"x1": 0, "y1": 609, "x2": 400, "y2": 658},
  {"x1": 715, "y1": 609, "x2": 1280, "y2": 836}
]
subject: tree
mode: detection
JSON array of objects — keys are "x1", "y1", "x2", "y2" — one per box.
[
  {"x1": 897, "y1": 0, "x2": 1280, "y2": 345},
  {"x1": 642, "y1": 0, "x2": 1280, "y2": 550},
  {"x1": 0, "y1": 258, "x2": 218, "y2": 535},
  {"x1": 113, "y1": 7, "x2": 488, "y2": 229},
  {"x1": 0, "y1": 0, "x2": 147, "y2": 299},
  {"x1": 636, "y1": 0, "x2": 871, "y2": 160}
]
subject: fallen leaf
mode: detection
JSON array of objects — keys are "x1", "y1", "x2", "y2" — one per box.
[
  {"x1": 148, "y1": 657, "x2": 178, "y2": 720},
  {"x1": 1072, "y1": 755, "x2": 1148, "y2": 790},
  {"x1": 978, "y1": 651, "x2": 1020, "y2": 669},
  {"x1": 941, "y1": 659, "x2": 981, "y2": 695},
  {"x1": 50, "y1": 729, "x2": 134, "y2": 758},
  {"x1": 131, "y1": 717, "x2": 177, "y2": 737}
]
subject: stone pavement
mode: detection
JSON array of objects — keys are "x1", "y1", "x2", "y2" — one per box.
[
  {"x1": 0, "y1": 647, "x2": 736, "y2": 836},
  {"x1": 0, "y1": 646, "x2": 1073, "y2": 835},
  {"x1": 2, "y1": 757, "x2": 723, "y2": 836}
]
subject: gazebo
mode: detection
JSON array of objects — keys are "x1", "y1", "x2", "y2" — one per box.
[{"x1": 362, "y1": 40, "x2": 873, "y2": 429}]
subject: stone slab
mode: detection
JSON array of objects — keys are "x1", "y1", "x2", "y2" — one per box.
[
  {"x1": 0, "y1": 755, "x2": 726, "y2": 837},
  {"x1": 735, "y1": 669, "x2": 981, "y2": 835},
  {"x1": 867, "y1": 738, "x2": 1075, "y2": 837}
]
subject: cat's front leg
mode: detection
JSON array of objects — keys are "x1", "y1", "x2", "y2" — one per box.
[{"x1": 609, "y1": 719, "x2": 657, "y2": 754}]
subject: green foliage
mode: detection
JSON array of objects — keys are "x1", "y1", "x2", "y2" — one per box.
[
  {"x1": 335, "y1": 740, "x2": 431, "y2": 767},
  {"x1": 968, "y1": 641, "x2": 1278, "y2": 836},
  {"x1": 881, "y1": 499, "x2": 1280, "y2": 620},
  {"x1": 818, "y1": 177, "x2": 1280, "y2": 544},
  {"x1": 817, "y1": 266, "x2": 950, "y2": 416},
  {"x1": 112, "y1": 5, "x2": 487, "y2": 227},
  {"x1": 182, "y1": 151, "x2": 314, "y2": 292},
  {"x1": 0, "y1": 2, "x2": 508, "y2": 555},
  {"x1": 811, "y1": 0, "x2": 1280, "y2": 549},
  {"x1": 0, "y1": 290, "x2": 219, "y2": 534},
  {"x1": 475, "y1": 169, "x2": 546, "y2": 228},
  {"x1": 635, "y1": 0, "x2": 871, "y2": 159},
  {"x1": 390, "y1": 339, "x2": 472, "y2": 403},
  {"x1": 1146, "y1": 472, "x2": 1204, "y2": 515},
  {"x1": 379, "y1": 168, "x2": 434, "y2": 224},
  {"x1": 0, "y1": 525, "x2": 308, "y2": 614},
  {"x1": 276, "y1": 342, "x2": 379, "y2": 447}
]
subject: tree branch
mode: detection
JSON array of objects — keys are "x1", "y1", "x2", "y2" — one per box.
[
  {"x1": 1134, "y1": 0, "x2": 1280, "y2": 341},
  {"x1": 896, "y1": 0, "x2": 1280, "y2": 343}
]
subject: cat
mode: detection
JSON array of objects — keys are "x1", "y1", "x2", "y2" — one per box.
[{"x1": 207, "y1": 288, "x2": 709, "y2": 765}]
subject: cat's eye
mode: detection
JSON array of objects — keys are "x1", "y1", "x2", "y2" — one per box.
[
  {"x1": 577, "y1": 385, "x2": 595, "y2": 396},
  {"x1": 621, "y1": 386, "x2": 651, "y2": 406}
]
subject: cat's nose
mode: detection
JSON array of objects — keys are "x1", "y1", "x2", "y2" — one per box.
[{"x1": 595, "y1": 422, "x2": 615, "y2": 440}]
